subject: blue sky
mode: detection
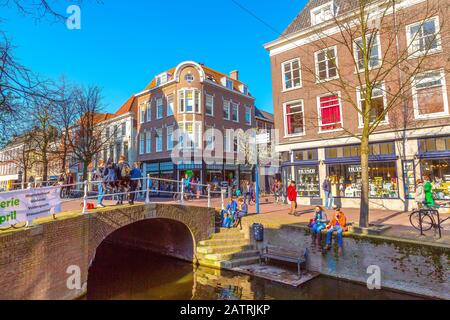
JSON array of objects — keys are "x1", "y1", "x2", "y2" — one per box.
[{"x1": 1, "y1": 0, "x2": 307, "y2": 114}]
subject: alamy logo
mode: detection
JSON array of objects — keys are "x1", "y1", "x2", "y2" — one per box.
[
  {"x1": 66, "y1": 5, "x2": 81, "y2": 30},
  {"x1": 366, "y1": 265, "x2": 381, "y2": 290},
  {"x1": 66, "y1": 265, "x2": 82, "y2": 290}
]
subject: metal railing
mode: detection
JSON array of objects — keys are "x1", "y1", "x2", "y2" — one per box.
[{"x1": 0, "y1": 175, "x2": 227, "y2": 231}]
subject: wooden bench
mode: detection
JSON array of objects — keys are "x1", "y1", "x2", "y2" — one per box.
[{"x1": 259, "y1": 246, "x2": 308, "y2": 278}]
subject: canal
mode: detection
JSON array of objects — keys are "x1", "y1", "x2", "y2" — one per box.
[{"x1": 86, "y1": 242, "x2": 424, "y2": 300}]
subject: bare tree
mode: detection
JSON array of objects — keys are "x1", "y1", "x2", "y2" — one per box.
[
  {"x1": 68, "y1": 85, "x2": 116, "y2": 181},
  {"x1": 292, "y1": 0, "x2": 450, "y2": 227}
]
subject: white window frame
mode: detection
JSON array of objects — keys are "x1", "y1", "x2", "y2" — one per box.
[
  {"x1": 155, "y1": 128, "x2": 163, "y2": 153},
  {"x1": 314, "y1": 46, "x2": 339, "y2": 82},
  {"x1": 178, "y1": 89, "x2": 201, "y2": 114},
  {"x1": 167, "y1": 94, "x2": 174, "y2": 117},
  {"x1": 179, "y1": 121, "x2": 202, "y2": 150},
  {"x1": 146, "y1": 101, "x2": 151, "y2": 122},
  {"x1": 205, "y1": 94, "x2": 214, "y2": 116},
  {"x1": 282, "y1": 58, "x2": 302, "y2": 91},
  {"x1": 245, "y1": 106, "x2": 252, "y2": 125},
  {"x1": 156, "y1": 98, "x2": 163, "y2": 119},
  {"x1": 356, "y1": 83, "x2": 389, "y2": 128},
  {"x1": 140, "y1": 105, "x2": 145, "y2": 124},
  {"x1": 316, "y1": 92, "x2": 344, "y2": 133},
  {"x1": 310, "y1": 1, "x2": 335, "y2": 26},
  {"x1": 223, "y1": 100, "x2": 231, "y2": 120},
  {"x1": 406, "y1": 16, "x2": 442, "y2": 58},
  {"x1": 167, "y1": 125, "x2": 174, "y2": 151},
  {"x1": 145, "y1": 131, "x2": 151, "y2": 154},
  {"x1": 205, "y1": 126, "x2": 215, "y2": 151},
  {"x1": 231, "y1": 102, "x2": 239, "y2": 122},
  {"x1": 139, "y1": 133, "x2": 145, "y2": 155},
  {"x1": 353, "y1": 34, "x2": 382, "y2": 72},
  {"x1": 283, "y1": 99, "x2": 306, "y2": 138},
  {"x1": 412, "y1": 69, "x2": 449, "y2": 120}
]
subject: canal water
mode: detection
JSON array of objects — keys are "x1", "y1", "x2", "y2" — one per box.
[{"x1": 87, "y1": 242, "x2": 423, "y2": 300}]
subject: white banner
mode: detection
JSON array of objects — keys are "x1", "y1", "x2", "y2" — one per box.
[{"x1": 0, "y1": 187, "x2": 62, "y2": 227}]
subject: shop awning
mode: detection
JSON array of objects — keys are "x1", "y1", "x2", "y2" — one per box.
[
  {"x1": 418, "y1": 151, "x2": 450, "y2": 159},
  {"x1": 324, "y1": 155, "x2": 397, "y2": 164}
]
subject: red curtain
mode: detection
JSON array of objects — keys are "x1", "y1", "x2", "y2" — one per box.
[{"x1": 320, "y1": 95, "x2": 341, "y2": 131}]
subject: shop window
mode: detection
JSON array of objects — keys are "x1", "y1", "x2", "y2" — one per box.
[
  {"x1": 285, "y1": 100, "x2": 305, "y2": 136},
  {"x1": 412, "y1": 70, "x2": 448, "y2": 119},
  {"x1": 421, "y1": 159, "x2": 450, "y2": 200},
  {"x1": 420, "y1": 137, "x2": 450, "y2": 153},
  {"x1": 318, "y1": 94, "x2": 342, "y2": 131},
  {"x1": 328, "y1": 162, "x2": 399, "y2": 199},
  {"x1": 295, "y1": 166, "x2": 320, "y2": 197}
]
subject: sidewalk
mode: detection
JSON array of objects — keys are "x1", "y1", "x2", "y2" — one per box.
[{"x1": 59, "y1": 195, "x2": 450, "y2": 246}]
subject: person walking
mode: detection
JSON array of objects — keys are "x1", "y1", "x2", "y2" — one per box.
[
  {"x1": 415, "y1": 179, "x2": 425, "y2": 209},
  {"x1": 287, "y1": 180, "x2": 297, "y2": 215},
  {"x1": 94, "y1": 160, "x2": 106, "y2": 208},
  {"x1": 116, "y1": 156, "x2": 131, "y2": 205},
  {"x1": 423, "y1": 175, "x2": 435, "y2": 208},
  {"x1": 129, "y1": 162, "x2": 142, "y2": 205},
  {"x1": 272, "y1": 179, "x2": 281, "y2": 204},
  {"x1": 322, "y1": 177, "x2": 333, "y2": 210}
]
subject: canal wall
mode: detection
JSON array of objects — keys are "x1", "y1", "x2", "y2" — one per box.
[
  {"x1": 0, "y1": 204, "x2": 215, "y2": 300},
  {"x1": 242, "y1": 222, "x2": 449, "y2": 299}
]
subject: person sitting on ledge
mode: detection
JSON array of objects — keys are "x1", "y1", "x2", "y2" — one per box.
[
  {"x1": 221, "y1": 197, "x2": 238, "y2": 228},
  {"x1": 324, "y1": 206, "x2": 347, "y2": 252},
  {"x1": 309, "y1": 206, "x2": 328, "y2": 245}
]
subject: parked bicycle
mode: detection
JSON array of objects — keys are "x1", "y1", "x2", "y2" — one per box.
[{"x1": 409, "y1": 201, "x2": 450, "y2": 238}]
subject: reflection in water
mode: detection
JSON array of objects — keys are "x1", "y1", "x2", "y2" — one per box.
[{"x1": 87, "y1": 242, "x2": 423, "y2": 300}]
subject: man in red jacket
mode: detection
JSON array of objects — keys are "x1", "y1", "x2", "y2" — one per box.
[{"x1": 287, "y1": 180, "x2": 297, "y2": 215}]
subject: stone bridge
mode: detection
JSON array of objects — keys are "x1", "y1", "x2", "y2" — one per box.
[{"x1": 0, "y1": 203, "x2": 216, "y2": 300}]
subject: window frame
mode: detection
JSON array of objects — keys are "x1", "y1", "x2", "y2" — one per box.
[
  {"x1": 155, "y1": 128, "x2": 163, "y2": 153},
  {"x1": 406, "y1": 16, "x2": 442, "y2": 58},
  {"x1": 356, "y1": 82, "x2": 389, "y2": 128},
  {"x1": 353, "y1": 33, "x2": 382, "y2": 72},
  {"x1": 412, "y1": 69, "x2": 449, "y2": 120},
  {"x1": 139, "y1": 133, "x2": 145, "y2": 155},
  {"x1": 140, "y1": 104, "x2": 145, "y2": 124},
  {"x1": 282, "y1": 58, "x2": 302, "y2": 92},
  {"x1": 167, "y1": 125, "x2": 174, "y2": 151},
  {"x1": 223, "y1": 100, "x2": 231, "y2": 120},
  {"x1": 310, "y1": 1, "x2": 335, "y2": 26},
  {"x1": 167, "y1": 94, "x2": 174, "y2": 117},
  {"x1": 245, "y1": 106, "x2": 252, "y2": 126},
  {"x1": 146, "y1": 101, "x2": 151, "y2": 122},
  {"x1": 231, "y1": 102, "x2": 239, "y2": 123},
  {"x1": 145, "y1": 131, "x2": 151, "y2": 154},
  {"x1": 314, "y1": 46, "x2": 339, "y2": 82},
  {"x1": 283, "y1": 99, "x2": 306, "y2": 138},
  {"x1": 156, "y1": 98, "x2": 164, "y2": 119},
  {"x1": 178, "y1": 88, "x2": 201, "y2": 114},
  {"x1": 316, "y1": 92, "x2": 344, "y2": 133},
  {"x1": 205, "y1": 93, "x2": 214, "y2": 116}
]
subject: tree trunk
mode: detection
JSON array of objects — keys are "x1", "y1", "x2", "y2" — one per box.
[
  {"x1": 43, "y1": 156, "x2": 48, "y2": 186},
  {"x1": 360, "y1": 135, "x2": 370, "y2": 228},
  {"x1": 82, "y1": 158, "x2": 91, "y2": 182}
]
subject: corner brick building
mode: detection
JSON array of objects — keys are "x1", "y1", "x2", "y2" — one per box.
[
  {"x1": 134, "y1": 61, "x2": 256, "y2": 189},
  {"x1": 265, "y1": 0, "x2": 450, "y2": 210}
]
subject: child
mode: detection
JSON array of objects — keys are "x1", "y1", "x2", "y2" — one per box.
[
  {"x1": 325, "y1": 207, "x2": 348, "y2": 252},
  {"x1": 309, "y1": 206, "x2": 328, "y2": 244}
]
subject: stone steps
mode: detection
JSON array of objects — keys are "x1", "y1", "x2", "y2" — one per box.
[
  {"x1": 196, "y1": 244, "x2": 255, "y2": 255},
  {"x1": 198, "y1": 238, "x2": 249, "y2": 247},
  {"x1": 221, "y1": 256, "x2": 261, "y2": 269},
  {"x1": 210, "y1": 232, "x2": 246, "y2": 240},
  {"x1": 203, "y1": 249, "x2": 260, "y2": 262}
]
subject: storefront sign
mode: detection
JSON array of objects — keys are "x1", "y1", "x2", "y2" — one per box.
[
  {"x1": 0, "y1": 187, "x2": 61, "y2": 227},
  {"x1": 348, "y1": 165, "x2": 362, "y2": 173},
  {"x1": 297, "y1": 167, "x2": 316, "y2": 175}
]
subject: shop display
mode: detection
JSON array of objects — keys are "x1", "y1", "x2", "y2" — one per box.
[
  {"x1": 328, "y1": 162, "x2": 399, "y2": 199},
  {"x1": 295, "y1": 166, "x2": 320, "y2": 197},
  {"x1": 421, "y1": 159, "x2": 450, "y2": 200}
]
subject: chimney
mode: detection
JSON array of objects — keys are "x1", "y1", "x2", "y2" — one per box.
[{"x1": 229, "y1": 70, "x2": 239, "y2": 80}]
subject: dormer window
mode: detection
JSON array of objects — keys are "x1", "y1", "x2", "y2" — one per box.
[
  {"x1": 226, "y1": 78, "x2": 233, "y2": 90},
  {"x1": 311, "y1": 1, "x2": 335, "y2": 26},
  {"x1": 156, "y1": 73, "x2": 169, "y2": 86},
  {"x1": 239, "y1": 84, "x2": 249, "y2": 95}
]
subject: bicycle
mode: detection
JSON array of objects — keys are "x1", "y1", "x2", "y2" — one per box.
[{"x1": 409, "y1": 201, "x2": 450, "y2": 238}]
